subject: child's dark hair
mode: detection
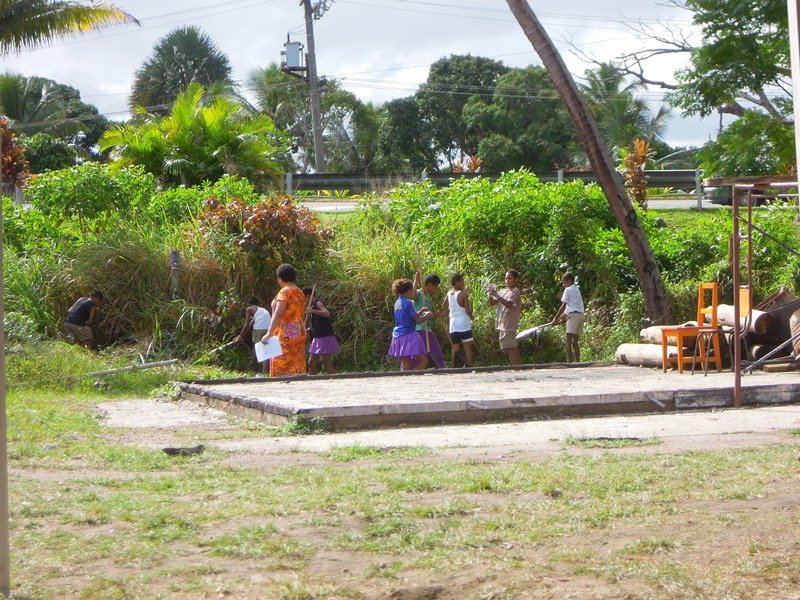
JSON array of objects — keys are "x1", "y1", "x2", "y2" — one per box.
[
  {"x1": 506, "y1": 269, "x2": 519, "y2": 279},
  {"x1": 451, "y1": 273, "x2": 464, "y2": 286},
  {"x1": 276, "y1": 263, "x2": 297, "y2": 282},
  {"x1": 247, "y1": 296, "x2": 260, "y2": 306},
  {"x1": 424, "y1": 274, "x2": 441, "y2": 286},
  {"x1": 392, "y1": 278, "x2": 413, "y2": 296},
  {"x1": 302, "y1": 286, "x2": 314, "y2": 296},
  {"x1": 562, "y1": 272, "x2": 575, "y2": 284},
  {"x1": 90, "y1": 290, "x2": 104, "y2": 299}
]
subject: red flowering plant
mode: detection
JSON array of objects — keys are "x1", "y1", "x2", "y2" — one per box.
[
  {"x1": 0, "y1": 117, "x2": 30, "y2": 190},
  {"x1": 198, "y1": 194, "x2": 331, "y2": 275}
]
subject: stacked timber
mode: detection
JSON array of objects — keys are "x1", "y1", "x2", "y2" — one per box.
[
  {"x1": 615, "y1": 343, "x2": 677, "y2": 368},
  {"x1": 616, "y1": 287, "x2": 800, "y2": 370},
  {"x1": 613, "y1": 322, "x2": 699, "y2": 368}
]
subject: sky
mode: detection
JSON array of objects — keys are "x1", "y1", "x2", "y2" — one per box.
[{"x1": 1, "y1": 0, "x2": 728, "y2": 147}]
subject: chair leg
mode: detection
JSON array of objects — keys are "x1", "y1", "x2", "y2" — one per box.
[
  {"x1": 691, "y1": 334, "x2": 702, "y2": 375},
  {"x1": 712, "y1": 333, "x2": 722, "y2": 372}
]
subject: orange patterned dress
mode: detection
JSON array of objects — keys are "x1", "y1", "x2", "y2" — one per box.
[{"x1": 270, "y1": 286, "x2": 308, "y2": 376}]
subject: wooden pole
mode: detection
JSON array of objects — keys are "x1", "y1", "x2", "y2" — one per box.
[
  {"x1": 88, "y1": 359, "x2": 179, "y2": 377},
  {"x1": 0, "y1": 152, "x2": 10, "y2": 599},
  {"x1": 302, "y1": 0, "x2": 326, "y2": 173},
  {"x1": 303, "y1": 284, "x2": 316, "y2": 330}
]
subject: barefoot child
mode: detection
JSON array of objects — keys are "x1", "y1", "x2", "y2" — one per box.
[
  {"x1": 443, "y1": 273, "x2": 474, "y2": 368},
  {"x1": 487, "y1": 269, "x2": 522, "y2": 366},
  {"x1": 388, "y1": 278, "x2": 433, "y2": 371},
  {"x1": 303, "y1": 286, "x2": 340, "y2": 374},
  {"x1": 412, "y1": 271, "x2": 446, "y2": 369},
  {"x1": 549, "y1": 272, "x2": 584, "y2": 363}
]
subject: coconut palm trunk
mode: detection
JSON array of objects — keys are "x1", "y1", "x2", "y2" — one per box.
[{"x1": 504, "y1": 0, "x2": 669, "y2": 324}]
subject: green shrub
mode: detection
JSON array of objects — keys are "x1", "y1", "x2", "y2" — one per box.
[
  {"x1": 26, "y1": 162, "x2": 156, "y2": 232},
  {"x1": 6, "y1": 169, "x2": 800, "y2": 373},
  {"x1": 21, "y1": 132, "x2": 78, "y2": 173}
]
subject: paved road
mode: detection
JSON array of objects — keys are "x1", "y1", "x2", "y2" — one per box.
[
  {"x1": 301, "y1": 199, "x2": 725, "y2": 213},
  {"x1": 649, "y1": 198, "x2": 723, "y2": 210}
]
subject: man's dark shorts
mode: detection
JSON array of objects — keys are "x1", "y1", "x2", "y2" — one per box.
[{"x1": 449, "y1": 330, "x2": 474, "y2": 345}]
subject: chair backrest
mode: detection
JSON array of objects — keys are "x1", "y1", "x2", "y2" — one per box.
[
  {"x1": 738, "y1": 285, "x2": 752, "y2": 334},
  {"x1": 697, "y1": 282, "x2": 719, "y2": 328}
]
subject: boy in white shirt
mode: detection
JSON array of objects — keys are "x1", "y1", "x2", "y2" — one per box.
[{"x1": 549, "y1": 273, "x2": 584, "y2": 363}]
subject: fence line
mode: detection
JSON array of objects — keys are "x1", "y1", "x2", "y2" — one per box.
[{"x1": 284, "y1": 169, "x2": 703, "y2": 196}]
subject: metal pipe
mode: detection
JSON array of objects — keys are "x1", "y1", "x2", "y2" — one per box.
[
  {"x1": 732, "y1": 186, "x2": 742, "y2": 408},
  {"x1": 88, "y1": 359, "x2": 179, "y2": 377},
  {"x1": 744, "y1": 331, "x2": 800, "y2": 373}
]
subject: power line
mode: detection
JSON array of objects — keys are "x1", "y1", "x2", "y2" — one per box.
[
  {"x1": 12, "y1": 0, "x2": 277, "y2": 53},
  {"x1": 336, "y1": 0, "x2": 689, "y2": 32}
]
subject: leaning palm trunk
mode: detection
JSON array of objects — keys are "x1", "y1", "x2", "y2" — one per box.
[{"x1": 505, "y1": 0, "x2": 669, "y2": 324}]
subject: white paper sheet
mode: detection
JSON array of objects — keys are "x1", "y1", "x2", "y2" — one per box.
[{"x1": 254, "y1": 336, "x2": 282, "y2": 362}]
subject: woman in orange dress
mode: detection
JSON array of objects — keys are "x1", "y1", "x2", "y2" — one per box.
[{"x1": 262, "y1": 263, "x2": 308, "y2": 376}]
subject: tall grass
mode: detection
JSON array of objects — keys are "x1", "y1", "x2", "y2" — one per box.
[
  {"x1": 4, "y1": 247, "x2": 58, "y2": 334},
  {"x1": 5, "y1": 171, "x2": 800, "y2": 375}
]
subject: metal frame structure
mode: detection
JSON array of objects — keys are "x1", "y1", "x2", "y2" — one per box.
[{"x1": 731, "y1": 182, "x2": 800, "y2": 407}]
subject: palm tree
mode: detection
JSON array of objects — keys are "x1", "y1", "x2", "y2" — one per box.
[
  {"x1": 103, "y1": 82, "x2": 286, "y2": 186},
  {"x1": 130, "y1": 26, "x2": 232, "y2": 113},
  {"x1": 0, "y1": 1, "x2": 136, "y2": 54},
  {"x1": 504, "y1": 0, "x2": 669, "y2": 324},
  {"x1": 580, "y1": 63, "x2": 670, "y2": 155},
  {"x1": 0, "y1": 73, "x2": 109, "y2": 143},
  {"x1": 0, "y1": 5, "x2": 138, "y2": 596}
]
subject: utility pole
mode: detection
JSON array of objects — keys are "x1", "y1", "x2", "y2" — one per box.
[
  {"x1": 302, "y1": 0, "x2": 327, "y2": 173},
  {"x1": 0, "y1": 142, "x2": 9, "y2": 599}
]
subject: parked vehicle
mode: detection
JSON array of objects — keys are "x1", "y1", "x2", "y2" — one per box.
[{"x1": 704, "y1": 185, "x2": 776, "y2": 206}]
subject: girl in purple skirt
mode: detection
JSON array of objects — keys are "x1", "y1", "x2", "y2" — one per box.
[
  {"x1": 303, "y1": 286, "x2": 340, "y2": 374},
  {"x1": 388, "y1": 278, "x2": 433, "y2": 371}
]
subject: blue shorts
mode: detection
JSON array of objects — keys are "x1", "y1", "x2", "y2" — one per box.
[{"x1": 449, "y1": 330, "x2": 474, "y2": 345}]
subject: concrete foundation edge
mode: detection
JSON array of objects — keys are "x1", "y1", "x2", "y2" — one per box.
[{"x1": 180, "y1": 381, "x2": 800, "y2": 430}]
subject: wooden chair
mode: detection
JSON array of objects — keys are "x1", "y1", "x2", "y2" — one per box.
[
  {"x1": 661, "y1": 282, "x2": 723, "y2": 373},
  {"x1": 694, "y1": 285, "x2": 751, "y2": 374}
]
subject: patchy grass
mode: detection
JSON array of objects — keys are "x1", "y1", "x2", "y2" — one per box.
[
  {"x1": 271, "y1": 415, "x2": 330, "y2": 436},
  {"x1": 8, "y1": 388, "x2": 800, "y2": 598},
  {"x1": 326, "y1": 444, "x2": 431, "y2": 462},
  {"x1": 562, "y1": 436, "x2": 662, "y2": 449}
]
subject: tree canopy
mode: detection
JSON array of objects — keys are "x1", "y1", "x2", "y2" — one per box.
[
  {"x1": 416, "y1": 54, "x2": 508, "y2": 167},
  {"x1": 463, "y1": 66, "x2": 579, "y2": 171},
  {"x1": 102, "y1": 83, "x2": 287, "y2": 187},
  {"x1": 579, "y1": 63, "x2": 670, "y2": 158},
  {"x1": 0, "y1": 0, "x2": 136, "y2": 55},
  {"x1": 0, "y1": 73, "x2": 110, "y2": 147},
  {"x1": 248, "y1": 64, "x2": 382, "y2": 173},
  {"x1": 130, "y1": 26, "x2": 232, "y2": 113}
]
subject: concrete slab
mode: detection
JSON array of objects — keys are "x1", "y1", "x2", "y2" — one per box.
[
  {"x1": 215, "y1": 404, "x2": 800, "y2": 454},
  {"x1": 179, "y1": 364, "x2": 800, "y2": 429}
]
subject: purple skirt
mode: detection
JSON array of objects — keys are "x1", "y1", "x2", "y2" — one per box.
[
  {"x1": 309, "y1": 335, "x2": 340, "y2": 356},
  {"x1": 388, "y1": 331, "x2": 426, "y2": 358}
]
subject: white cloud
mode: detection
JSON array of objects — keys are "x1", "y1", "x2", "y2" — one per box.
[{"x1": 1, "y1": 0, "x2": 713, "y2": 144}]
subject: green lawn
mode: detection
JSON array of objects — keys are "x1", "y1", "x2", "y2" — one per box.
[{"x1": 5, "y1": 386, "x2": 800, "y2": 599}]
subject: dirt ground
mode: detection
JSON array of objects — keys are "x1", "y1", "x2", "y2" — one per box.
[
  {"x1": 14, "y1": 399, "x2": 800, "y2": 599},
  {"x1": 12, "y1": 400, "x2": 800, "y2": 600}
]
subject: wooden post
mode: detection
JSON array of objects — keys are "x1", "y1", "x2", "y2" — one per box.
[
  {"x1": 169, "y1": 250, "x2": 180, "y2": 300},
  {"x1": 0, "y1": 175, "x2": 10, "y2": 598},
  {"x1": 788, "y1": 0, "x2": 800, "y2": 220}
]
